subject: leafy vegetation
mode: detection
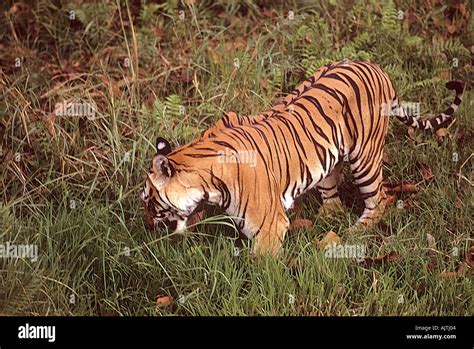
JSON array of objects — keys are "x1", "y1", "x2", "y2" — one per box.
[{"x1": 0, "y1": 0, "x2": 472, "y2": 315}]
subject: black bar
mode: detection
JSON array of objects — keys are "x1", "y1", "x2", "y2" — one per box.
[{"x1": 0, "y1": 316, "x2": 471, "y2": 348}]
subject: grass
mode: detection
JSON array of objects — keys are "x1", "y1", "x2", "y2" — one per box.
[{"x1": 0, "y1": 0, "x2": 472, "y2": 316}]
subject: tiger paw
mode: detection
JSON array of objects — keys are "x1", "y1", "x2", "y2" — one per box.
[{"x1": 319, "y1": 198, "x2": 345, "y2": 217}]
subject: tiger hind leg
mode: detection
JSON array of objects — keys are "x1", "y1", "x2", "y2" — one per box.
[
  {"x1": 349, "y1": 152, "x2": 386, "y2": 229},
  {"x1": 317, "y1": 160, "x2": 344, "y2": 217}
]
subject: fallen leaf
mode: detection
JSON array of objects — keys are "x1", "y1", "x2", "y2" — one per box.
[
  {"x1": 403, "y1": 196, "x2": 416, "y2": 209},
  {"x1": 97, "y1": 74, "x2": 122, "y2": 98},
  {"x1": 262, "y1": 8, "x2": 278, "y2": 18},
  {"x1": 445, "y1": 19, "x2": 456, "y2": 34},
  {"x1": 8, "y1": 2, "x2": 31, "y2": 16},
  {"x1": 156, "y1": 295, "x2": 173, "y2": 306},
  {"x1": 454, "y1": 196, "x2": 463, "y2": 208},
  {"x1": 435, "y1": 127, "x2": 448, "y2": 141},
  {"x1": 153, "y1": 25, "x2": 164, "y2": 41},
  {"x1": 224, "y1": 37, "x2": 248, "y2": 51},
  {"x1": 455, "y1": 262, "x2": 470, "y2": 278},
  {"x1": 384, "y1": 193, "x2": 397, "y2": 206},
  {"x1": 416, "y1": 161, "x2": 434, "y2": 181},
  {"x1": 175, "y1": 69, "x2": 194, "y2": 83},
  {"x1": 360, "y1": 251, "x2": 400, "y2": 268},
  {"x1": 315, "y1": 231, "x2": 340, "y2": 248},
  {"x1": 43, "y1": 113, "x2": 56, "y2": 137},
  {"x1": 407, "y1": 127, "x2": 416, "y2": 140},
  {"x1": 426, "y1": 233, "x2": 436, "y2": 250},
  {"x1": 454, "y1": 2, "x2": 467, "y2": 17},
  {"x1": 207, "y1": 46, "x2": 220, "y2": 64},
  {"x1": 440, "y1": 271, "x2": 457, "y2": 279},
  {"x1": 438, "y1": 246, "x2": 473, "y2": 280},
  {"x1": 427, "y1": 257, "x2": 437, "y2": 271},
  {"x1": 437, "y1": 70, "x2": 450, "y2": 79},
  {"x1": 415, "y1": 282, "x2": 427, "y2": 297},
  {"x1": 383, "y1": 181, "x2": 418, "y2": 194},
  {"x1": 291, "y1": 218, "x2": 313, "y2": 230}
]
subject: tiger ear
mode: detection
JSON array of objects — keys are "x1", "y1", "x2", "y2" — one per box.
[
  {"x1": 156, "y1": 137, "x2": 172, "y2": 155},
  {"x1": 152, "y1": 154, "x2": 175, "y2": 178}
]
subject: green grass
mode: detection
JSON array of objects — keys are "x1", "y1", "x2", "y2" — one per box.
[{"x1": 0, "y1": 0, "x2": 472, "y2": 316}]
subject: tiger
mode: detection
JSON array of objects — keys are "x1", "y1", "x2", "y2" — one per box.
[{"x1": 140, "y1": 60, "x2": 464, "y2": 256}]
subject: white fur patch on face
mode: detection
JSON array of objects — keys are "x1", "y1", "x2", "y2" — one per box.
[
  {"x1": 170, "y1": 187, "x2": 203, "y2": 215},
  {"x1": 175, "y1": 219, "x2": 188, "y2": 233}
]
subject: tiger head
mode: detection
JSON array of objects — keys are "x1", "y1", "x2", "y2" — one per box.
[{"x1": 140, "y1": 137, "x2": 206, "y2": 233}]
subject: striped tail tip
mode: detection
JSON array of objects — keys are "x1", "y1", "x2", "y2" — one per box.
[{"x1": 445, "y1": 81, "x2": 464, "y2": 95}]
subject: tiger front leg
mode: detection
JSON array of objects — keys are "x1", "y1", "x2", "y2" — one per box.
[{"x1": 248, "y1": 207, "x2": 290, "y2": 257}]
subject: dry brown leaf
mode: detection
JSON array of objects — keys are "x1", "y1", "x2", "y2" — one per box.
[
  {"x1": 384, "y1": 181, "x2": 418, "y2": 194},
  {"x1": 454, "y1": 196, "x2": 463, "y2": 208},
  {"x1": 455, "y1": 262, "x2": 470, "y2": 278},
  {"x1": 224, "y1": 37, "x2": 248, "y2": 51},
  {"x1": 407, "y1": 127, "x2": 416, "y2": 140},
  {"x1": 207, "y1": 46, "x2": 220, "y2": 64},
  {"x1": 360, "y1": 251, "x2": 400, "y2": 267},
  {"x1": 438, "y1": 246, "x2": 473, "y2": 280},
  {"x1": 384, "y1": 193, "x2": 397, "y2": 206},
  {"x1": 417, "y1": 161, "x2": 434, "y2": 181},
  {"x1": 405, "y1": 196, "x2": 417, "y2": 208},
  {"x1": 153, "y1": 25, "x2": 164, "y2": 39},
  {"x1": 291, "y1": 218, "x2": 313, "y2": 231},
  {"x1": 437, "y1": 70, "x2": 450, "y2": 79},
  {"x1": 43, "y1": 113, "x2": 56, "y2": 137},
  {"x1": 440, "y1": 271, "x2": 457, "y2": 279},
  {"x1": 454, "y1": 2, "x2": 467, "y2": 17},
  {"x1": 316, "y1": 231, "x2": 340, "y2": 249},
  {"x1": 435, "y1": 127, "x2": 448, "y2": 141},
  {"x1": 156, "y1": 295, "x2": 173, "y2": 306},
  {"x1": 427, "y1": 257, "x2": 437, "y2": 271},
  {"x1": 97, "y1": 74, "x2": 122, "y2": 98},
  {"x1": 8, "y1": 2, "x2": 31, "y2": 16}
]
